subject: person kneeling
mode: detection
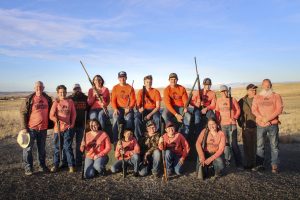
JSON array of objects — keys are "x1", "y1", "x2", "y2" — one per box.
[
  {"x1": 158, "y1": 122, "x2": 190, "y2": 176},
  {"x1": 80, "y1": 119, "x2": 111, "y2": 179},
  {"x1": 196, "y1": 118, "x2": 225, "y2": 179},
  {"x1": 111, "y1": 130, "x2": 141, "y2": 177}
]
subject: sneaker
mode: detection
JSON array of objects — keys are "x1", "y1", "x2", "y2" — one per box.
[
  {"x1": 252, "y1": 165, "x2": 265, "y2": 172},
  {"x1": 38, "y1": 166, "x2": 49, "y2": 173},
  {"x1": 271, "y1": 165, "x2": 279, "y2": 174},
  {"x1": 50, "y1": 166, "x2": 58, "y2": 173},
  {"x1": 25, "y1": 169, "x2": 33, "y2": 176},
  {"x1": 69, "y1": 167, "x2": 75, "y2": 173}
]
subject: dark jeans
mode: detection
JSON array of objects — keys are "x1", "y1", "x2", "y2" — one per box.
[
  {"x1": 112, "y1": 108, "x2": 134, "y2": 143},
  {"x1": 23, "y1": 129, "x2": 47, "y2": 170},
  {"x1": 111, "y1": 154, "x2": 140, "y2": 173},
  {"x1": 139, "y1": 150, "x2": 161, "y2": 176},
  {"x1": 73, "y1": 127, "x2": 84, "y2": 166},
  {"x1": 134, "y1": 109, "x2": 160, "y2": 141},
  {"x1": 53, "y1": 128, "x2": 75, "y2": 167},
  {"x1": 164, "y1": 150, "x2": 184, "y2": 175},
  {"x1": 242, "y1": 127, "x2": 257, "y2": 168}
]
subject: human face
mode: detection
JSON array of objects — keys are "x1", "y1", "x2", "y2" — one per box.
[
  {"x1": 169, "y1": 78, "x2": 177, "y2": 87},
  {"x1": 165, "y1": 126, "x2": 175, "y2": 136},
  {"x1": 34, "y1": 82, "x2": 44, "y2": 96},
  {"x1": 90, "y1": 121, "x2": 100, "y2": 132},
  {"x1": 57, "y1": 88, "x2": 67, "y2": 100},
  {"x1": 247, "y1": 88, "x2": 256, "y2": 98},
  {"x1": 204, "y1": 84, "x2": 211, "y2": 90},
  {"x1": 73, "y1": 87, "x2": 82, "y2": 94},
  {"x1": 208, "y1": 120, "x2": 217, "y2": 132},
  {"x1": 118, "y1": 76, "x2": 127, "y2": 85},
  {"x1": 124, "y1": 130, "x2": 133, "y2": 141},
  {"x1": 144, "y1": 79, "x2": 152, "y2": 89},
  {"x1": 220, "y1": 90, "x2": 228, "y2": 98},
  {"x1": 262, "y1": 80, "x2": 272, "y2": 91},
  {"x1": 147, "y1": 124, "x2": 156, "y2": 136},
  {"x1": 94, "y1": 77, "x2": 103, "y2": 88}
]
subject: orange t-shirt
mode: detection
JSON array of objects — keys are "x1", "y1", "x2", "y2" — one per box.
[
  {"x1": 136, "y1": 87, "x2": 161, "y2": 109},
  {"x1": 87, "y1": 87, "x2": 110, "y2": 109},
  {"x1": 111, "y1": 84, "x2": 136, "y2": 110},
  {"x1": 80, "y1": 131, "x2": 111, "y2": 160},
  {"x1": 196, "y1": 129, "x2": 225, "y2": 162},
  {"x1": 50, "y1": 99, "x2": 76, "y2": 132},
  {"x1": 190, "y1": 89, "x2": 216, "y2": 110},
  {"x1": 28, "y1": 95, "x2": 49, "y2": 130},
  {"x1": 115, "y1": 138, "x2": 140, "y2": 160},
  {"x1": 163, "y1": 84, "x2": 188, "y2": 115},
  {"x1": 158, "y1": 132, "x2": 190, "y2": 160},
  {"x1": 215, "y1": 97, "x2": 240, "y2": 125}
]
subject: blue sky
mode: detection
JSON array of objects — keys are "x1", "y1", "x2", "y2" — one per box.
[{"x1": 0, "y1": 0, "x2": 299, "y2": 92}]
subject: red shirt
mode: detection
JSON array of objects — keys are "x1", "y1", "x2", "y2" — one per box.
[
  {"x1": 215, "y1": 96, "x2": 240, "y2": 125},
  {"x1": 87, "y1": 87, "x2": 110, "y2": 109},
  {"x1": 115, "y1": 138, "x2": 140, "y2": 160},
  {"x1": 28, "y1": 95, "x2": 49, "y2": 130}
]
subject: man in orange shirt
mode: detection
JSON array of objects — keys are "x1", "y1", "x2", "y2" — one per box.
[
  {"x1": 111, "y1": 71, "x2": 136, "y2": 143},
  {"x1": 20, "y1": 81, "x2": 53, "y2": 175},
  {"x1": 134, "y1": 75, "x2": 161, "y2": 141},
  {"x1": 252, "y1": 79, "x2": 283, "y2": 173},
  {"x1": 162, "y1": 73, "x2": 191, "y2": 137},
  {"x1": 215, "y1": 85, "x2": 243, "y2": 168}
]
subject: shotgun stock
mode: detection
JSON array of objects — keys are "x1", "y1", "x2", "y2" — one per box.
[
  {"x1": 160, "y1": 116, "x2": 168, "y2": 183},
  {"x1": 194, "y1": 57, "x2": 202, "y2": 108},
  {"x1": 118, "y1": 123, "x2": 126, "y2": 179}
]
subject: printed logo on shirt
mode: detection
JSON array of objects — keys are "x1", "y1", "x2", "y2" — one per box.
[
  {"x1": 74, "y1": 102, "x2": 87, "y2": 110},
  {"x1": 59, "y1": 105, "x2": 70, "y2": 115},
  {"x1": 120, "y1": 90, "x2": 129, "y2": 100},
  {"x1": 35, "y1": 99, "x2": 47, "y2": 110},
  {"x1": 171, "y1": 92, "x2": 182, "y2": 100}
]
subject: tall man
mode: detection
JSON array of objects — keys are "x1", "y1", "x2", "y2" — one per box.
[
  {"x1": 252, "y1": 79, "x2": 283, "y2": 173},
  {"x1": 162, "y1": 73, "x2": 191, "y2": 137},
  {"x1": 20, "y1": 81, "x2": 53, "y2": 175},
  {"x1": 68, "y1": 83, "x2": 88, "y2": 167},
  {"x1": 215, "y1": 85, "x2": 243, "y2": 168},
  {"x1": 237, "y1": 84, "x2": 257, "y2": 170},
  {"x1": 111, "y1": 71, "x2": 136, "y2": 143},
  {"x1": 134, "y1": 75, "x2": 161, "y2": 141}
]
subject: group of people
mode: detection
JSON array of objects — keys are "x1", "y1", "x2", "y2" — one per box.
[{"x1": 20, "y1": 71, "x2": 283, "y2": 180}]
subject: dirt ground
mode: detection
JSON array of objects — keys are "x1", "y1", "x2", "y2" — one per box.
[{"x1": 1, "y1": 135, "x2": 300, "y2": 200}]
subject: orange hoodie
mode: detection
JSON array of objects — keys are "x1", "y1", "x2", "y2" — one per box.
[
  {"x1": 190, "y1": 89, "x2": 216, "y2": 110},
  {"x1": 163, "y1": 84, "x2": 188, "y2": 115},
  {"x1": 87, "y1": 87, "x2": 110, "y2": 109},
  {"x1": 215, "y1": 96, "x2": 240, "y2": 125},
  {"x1": 115, "y1": 138, "x2": 140, "y2": 160},
  {"x1": 136, "y1": 87, "x2": 161, "y2": 109},
  {"x1": 196, "y1": 129, "x2": 225, "y2": 162},
  {"x1": 111, "y1": 84, "x2": 136, "y2": 110},
  {"x1": 252, "y1": 92, "x2": 283, "y2": 127},
  {"x1": 49, "y1": 98, "x2": 76, "y2": 132},
  {"x1": 158, "y1": 132, "x2": 190, "y2": 160},
  {"x1": 80, "y1": 131, "x2": 111, "y2": 160}
]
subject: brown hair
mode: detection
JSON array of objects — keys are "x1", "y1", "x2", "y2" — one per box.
[
  {"x1": 93, "y1": 75, "x2": 104, "y2": 87},
  {"x1": 144, "y1": 75, "x2": 153, "y2": 81},
  {"x1": 56, "y1": 85, "x2": 67, "y2": 92}
]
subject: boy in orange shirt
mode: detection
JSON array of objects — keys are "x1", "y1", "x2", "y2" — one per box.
[
  {"x1": 252, "y1": 79, "x2": 283, "y2": 173},
  {"x1": 158, "y1": 122, "x2": 190, "y2": 175},
  {"x1": 111, "y1": 71, "x2": 136, "y2": 143},
  {"x1": 162, "y1": 73, "x2": 191, "y2": 137},
  {"x1": 215, "y1": 85, "x2": 242, "y2": 168},
  {"x1": 50, "y1": 85, "x2": 77, "y2": 173},
  {"x1": 134, "y1": 75, "x2": 161, "y2": 141}
]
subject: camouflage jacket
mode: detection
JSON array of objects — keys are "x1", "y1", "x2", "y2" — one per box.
[{"x1": 140, "y1": 132, "x2": 160, "y2": 156}]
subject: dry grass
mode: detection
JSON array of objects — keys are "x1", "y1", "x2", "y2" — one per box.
[{"x1": 0, "y1": 82, "x2": 299, "y2": 139}]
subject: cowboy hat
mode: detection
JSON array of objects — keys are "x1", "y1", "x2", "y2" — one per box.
[{"x1": 17, "y1": 130, "x2": 30, "y2": 148}]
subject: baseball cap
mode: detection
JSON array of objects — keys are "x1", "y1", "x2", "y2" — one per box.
[
  {"x1": 169, "y1": 73, "x2": 178, "y2": 79},
  {"x1": 165, "y1": 122, "x2": 175, "y2": 128},
  {"x1": 73, "y1": 83, "x2": 81, "y2": 89},
  {"x1": 118, "y1": 71, "x2": 127, "y2": 78},
  {"x1": 220, "y1": 85, "x2": 228, "y2": 92},
  {"x1": 203, "y1": 78, "x2": 212, "y2": 85},
  {"x1": 246, "y1": 84, "x2": 258, "y2": 90},
  {"x1": 146, "y1": 120, "x2": 155, "y2": 127}
]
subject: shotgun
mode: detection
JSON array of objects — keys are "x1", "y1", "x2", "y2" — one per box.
[
  {"x1": 118, "y1": 123, "x2": 126, "y2": 179},
  {"x1": 197, "y1": 127, "x2": 209, "y2": 180},
  {"x1": 141, "y1": 85, "x2": 146, "y2": 122},
  {"x1": 56, "y1": 111, "x2": 62, "y2": 165},
  {"x1": 80, "y1": 61, "x2": 109, "y2": 117},
  {"x1": 160, "y1": 115, "x2": 168, "y2": 183},
  {"x1": 194, "y1": 57, "x2": 202, "y2": 109},
  {"x1": 81, "y1": 111, "x2": 87, "y2": 180},
  {"x1": 125, "y1": 80, "x2": 134, "y2": 116},
  {"x1": 181, "y1": 76, "x2": 199, "y2": 118}
]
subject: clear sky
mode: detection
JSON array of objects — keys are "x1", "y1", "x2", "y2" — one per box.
[{"x1": 0, "y1": 0, "x2": 299, "y2": 92}]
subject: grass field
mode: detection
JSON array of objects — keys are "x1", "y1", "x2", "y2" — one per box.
[{"x1": 0, "y1": 82, "x2": 299, "y2": 140}]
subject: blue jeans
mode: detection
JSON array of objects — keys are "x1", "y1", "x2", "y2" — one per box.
[
  {"x1": 89, "y1": 109, "x2": 108, "y2": 130},
  {"x1": 162, "y1": 106, "x2": 191, "y2": 137},
  {"x1": 53, "y1": 128, "x2": 75, "y2": 167},
  {"x1": 23, "y1": 129, "x2": 47, "y2": 170},
  {"x1": 134, "y1": 109, "x2": 160, "y2": 141},
  {"x1": 256, "y1": 125, "x2": 279, "y2": 166},
  {"x1": 188, "y1": 107, "x2": 202, "y2": 137},
  {"x1": 199, "y1": 152, "x2": 225, "y2": 174},
  {"x1": 112, "y1": 108, "x2": 134, "y2": 143},
  {"x1": 164, "y1": 150, "x2": 184, "y2": 175},
  {"x1": 84, "y1": 156, "x2": 109, "y2": 179},
  {"x1": 111, "y1": 154, "x2": 140, "y2": 173},
  {"x1": 221, "y1": 125, "x2": 243, "y2": 167},
  {"x1": 139, "y1": 150, "x2": 161, "y2": 176},
  {"x1": 73, "y1": 127, "x2": 84, "y2": 166}
]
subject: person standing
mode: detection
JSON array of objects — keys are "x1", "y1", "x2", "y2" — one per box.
[
  {"x1": 252, "y1": 79, "x2": 283, "y2": 173},
  {"x1": 20, "y1": 81, "x2": 53, "y2": 175},
  {"x1": 68, "y1": 83, "x2": 88, "y2": 167},
  {"x1": 215, "y1": 85, "x2": 243, "y2": 168},
  {"x1": 162, "y1": 73, "x2": 191, "y2": 137},
  {"x1": 237, "y1": 84, "x2": 258, "y2": 170},
  {"x1": 111, "y1": 71, "x2": 136, "y2": 143},
  {"x1": 87, "y1": 75, "x2": 110, "y2": 131},
  {"x1": 50, "y1": 85, "x2": 76, "y2": 173},
  {"x1": 134, "y1": 75, "x2": 161, "y2": 141}
]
